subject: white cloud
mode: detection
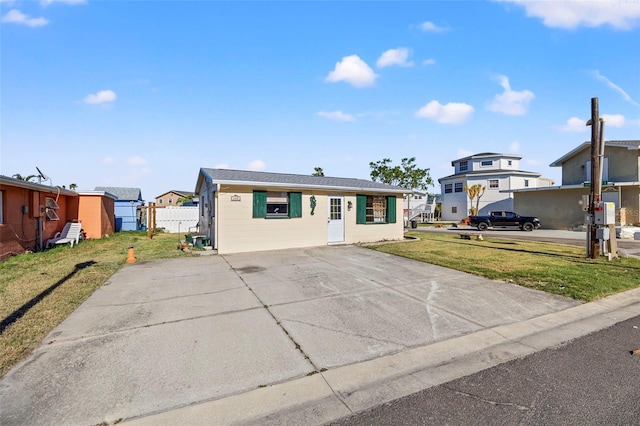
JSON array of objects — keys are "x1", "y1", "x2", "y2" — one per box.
[
  {"x1": 41, "y1": 0, "x2": 86, "y2": 6},
  {"x1": 127, "y1": 156, "x2": 148, "y2": 166},
  {"x1": 509, "y1": 141, "x2": 520, "y2": 152},
  {"x1": 601, "y1": 114, "x2": 626, "y2": 127},
  {"x1": 317, "y1": 111, "x2": 356, "y2": 122},
  {"x1": 325, "y1": 55, "x2": 378, "y2": 88},
  {"x1": 214, "y1": 163, "x2": 229, "y2": 169},
  {"x1": 487, "y1": 75, "x2": 534, "y2": 116},
  {"x1": 415, "y1": 100, "x2": 474, "y2": 124},
  {"x1": 248, "y1": 160, "x2": 266, "y2": 171},
  {"x1": 496, "y1": 0, "x2": 640, "y2": 30},
  {"x1": 592, "y1": 70, "x2": 640, "y2": 107},
  {"x1": 376, "y1": 48, "x2": 414, "y2": 68},
  {"x1": 101, "y1": 156, "x2": 116, "y2": 165},
  {"x1": 83, "y1": 90, "x2": 117, "y2": 104},
  {"x1": 419, "y1": 21, "x2": 449, "y2": 32},
  {"x1": 2, "y1": 9, "x2": 48, "y2": 27},
  {"x1": 560, "y1": 117, "x2": 588, "y2": 132},
  {"x1": 422, "y1": 58, "x2": 436, "y2": 66}
]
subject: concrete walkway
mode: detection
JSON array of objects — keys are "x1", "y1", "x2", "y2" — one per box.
[{"x1": 1, "y1": 246, "x2": 639, "y2": 425}]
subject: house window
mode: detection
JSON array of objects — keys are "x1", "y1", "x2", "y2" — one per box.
[
  {"x1": 159, "y1": 199, "x2": 163, "y2": 204},
  {"x1": 267, "y1": 192, "x2": 289, "y2": 217},
  {"x1": 356, "y1": 195, "x2": 396, "y2": 224},
  {"x1": 452, "y1": 206, "x2": 457, "y2": 214},
  {"x1": 489, "y1": 179, "x2": 499, "y2": 189},
  {"x1": 459, "y1": 161, "x2": 468, "y2": 171},
  {"x1": 454, "y1": 182, "x2": 463, "y2": 192},
  {"x1": 524, "y1": 179, "x2": 529, "y2": 187},
  {"x1": 168, "y1": 198, "x2": 173, "y2": 204},
  {"x1": 0, "y1": 191, "x2": 3, "y2": 224},
  {"x1": 444, "y1": 184, "x2": 452, "y2": 194},
  {"x1": 481, "y1": 160, "x2": 493, "y2": 167},
  {"x1": 253, "y1": 191, "x2": 302, "y2": 218},
  {"x1": 508, "y1": 160, "x2": 513, "y2": 166}
]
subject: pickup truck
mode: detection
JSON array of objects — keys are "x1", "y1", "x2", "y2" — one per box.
[{"x1": 467, "y1": 211, "x2": 541, "y2": 231}]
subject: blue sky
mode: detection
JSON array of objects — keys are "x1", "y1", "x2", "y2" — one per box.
[{"x1": 2, "y1": 0, "x2": 639, "y2": 199}]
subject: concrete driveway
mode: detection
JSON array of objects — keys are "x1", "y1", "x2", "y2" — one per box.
[{"x1": 3, "y1": 245, "x2": 637, "y2": 425}]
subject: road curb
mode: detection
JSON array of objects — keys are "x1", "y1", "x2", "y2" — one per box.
[{"x1": 124, "y1": 287, "x2": 640, "y2": 426}]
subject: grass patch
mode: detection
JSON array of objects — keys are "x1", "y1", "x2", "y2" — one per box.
[
  {"x1": 0, "y1": 232, "x2": 190, "y2": 378},
  {"x1": 371, "y1": 232, "x2": 640, "y2": 302}
]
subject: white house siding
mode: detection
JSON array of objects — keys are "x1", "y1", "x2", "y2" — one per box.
[{"x1": 213, "y1": 186, "x2": 403, "y2": 254}]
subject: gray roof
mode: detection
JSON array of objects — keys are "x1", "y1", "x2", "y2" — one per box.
[
  {"x1": 452, "y1": 152, "x2": 521, "y2": 165},
  {"x1": 155, "y1": 190, "x2": 195, "y2": 198},
  {"x1": 199, "y1": 168, "x2": 406, "y2": 193},
  {"x1": 438, "y1": 169, "x2": 541, "y2": 182},
  {"x1": 94, "y1": 186, "x2": 143, "y2": 201},
  {"x1": 550, "y1": 140, "x2": 640, "y2": 167}
]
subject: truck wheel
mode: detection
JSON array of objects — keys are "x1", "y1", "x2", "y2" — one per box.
[
  {"x1": 477, "y1": 222, "x2": 488, "y2": 231},
  {"x1": 522, "y1": 222, "x2": 534, "y2": 232}
]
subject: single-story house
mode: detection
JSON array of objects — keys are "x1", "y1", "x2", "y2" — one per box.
[
  {"x1": 95, "y1": 186, "x2": 144, "y2": 231},
  {"x1": 194, "y1": 168, "x2": 406, "y2": 254},
  {"x1": 1, "y1": 176, "x2": 116, "y2": 259}
]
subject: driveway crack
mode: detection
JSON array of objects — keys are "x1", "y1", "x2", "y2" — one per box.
[
  {"x1": 222, "y1": 256, "x2": 320, "y2": 372},
  {"x1": 281, "y1": 318, "x2": 404, "y2": 347}
]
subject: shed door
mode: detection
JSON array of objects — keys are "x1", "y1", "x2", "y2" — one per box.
[{"x1": 327, "y1": 196, "x2": 344, "y2": 243}]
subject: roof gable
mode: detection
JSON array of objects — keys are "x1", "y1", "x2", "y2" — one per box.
[{"x1": 550, "y1": 140, "x2": 640, "y2": 167}]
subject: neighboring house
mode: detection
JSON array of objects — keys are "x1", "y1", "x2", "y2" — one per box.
[
  {"x1": 514, "y1": 140, "x2": 640, "y2": 229},
  {"x1": 0, "y1": 176, "x2": 115, "y2": 259},
  {"x1": 76, "y1": 190, "x2": 117, "y2": 239},
  {"x1": 438, "y1": 153, "x2": 553, "y2": 222},
  {"x1": 155, "y1": 190, "x2": 198, "y2": 206},
  {"x1": 195, "y1": 168, "x2": 406, "y2": 254},
  {"x1": 95, "y1": 186, "x2": 144, "y2": 231},
  {"x1": 404, "y1": 192, "x2": 439, "y2": 223}
]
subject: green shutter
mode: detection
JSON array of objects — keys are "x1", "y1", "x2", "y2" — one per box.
[
  {"x1": 356, "y1": 194, "x2": 366, "y2": 224},
  {"x1": 289, "y1": 192, "x2": 302, "y2": 218},
  {"x1": 252, "y1": 191, "x2": 266, "y2": 218},
  {"x1": 386, "y1": 196, "x2": 396, "y2": 223}
]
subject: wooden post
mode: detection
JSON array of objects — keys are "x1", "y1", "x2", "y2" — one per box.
[
  {"x1": 589, "y1": 98, "x2": 600, "y2": 259},
  {"x1": 608, "y1": 224, "x2": 618, "y2": 259}
]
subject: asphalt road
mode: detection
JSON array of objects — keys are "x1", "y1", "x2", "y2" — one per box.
[{"x1": 331, "y1": 315, "x2": 640, "y2": 426}]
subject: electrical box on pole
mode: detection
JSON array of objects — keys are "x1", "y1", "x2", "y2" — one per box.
[{"x1": 594, "y1": 201, "x2": 615, "y2": 225}]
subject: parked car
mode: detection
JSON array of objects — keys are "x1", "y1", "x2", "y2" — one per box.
[{"x1": 468, "y1": 211, "x2": 541, "y2": 231}]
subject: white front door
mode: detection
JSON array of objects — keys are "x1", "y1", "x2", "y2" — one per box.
[{"x1": 327, "y1": 196, "x2": 344, "y2": 243}]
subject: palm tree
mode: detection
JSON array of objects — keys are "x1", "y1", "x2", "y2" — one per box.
[
  {"x1": 464, "y1": 184, "x2": 486, "y2": 216},
  {"x1": 12, "y1": 174, "x2": 37, "y2": 182}
]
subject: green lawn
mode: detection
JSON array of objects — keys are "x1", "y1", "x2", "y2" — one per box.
[{"x1": 371, "y1": 232, "x2": 640, "y2": 302}]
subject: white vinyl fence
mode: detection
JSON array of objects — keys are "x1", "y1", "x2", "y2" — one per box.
[{"x1": 152, "y1": 206, "x2": 199, "y2": 234}]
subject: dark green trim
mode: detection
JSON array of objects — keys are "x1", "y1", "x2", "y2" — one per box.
[
  {"x1": 289, "y1": 192, "x2": 302, "y2": 218},
  {"x1": 356, "y1": 194, "x2": 366, "y2": 224},
  {"x1": 386, "y1": 196, "x2": 396, "y2": 223},
  {"x1": 252, "y1": 191, "x2": 266, "y2": 218}
]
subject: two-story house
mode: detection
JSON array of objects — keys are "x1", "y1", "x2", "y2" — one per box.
[
  {"x1": 438, "y1": 153, "x2": 552, "y2": 222},
  {"x1": 514, "y1": 140, "x2": 640, "y2": 229}
]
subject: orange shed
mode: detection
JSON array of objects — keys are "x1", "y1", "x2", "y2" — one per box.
[{"x1": 77, "y1": 191, "x2": 117, "y2": 239}]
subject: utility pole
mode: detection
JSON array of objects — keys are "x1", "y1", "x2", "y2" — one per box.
[{"x1": 588, "y1": 98, "x2": 601, "y2": 259}]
